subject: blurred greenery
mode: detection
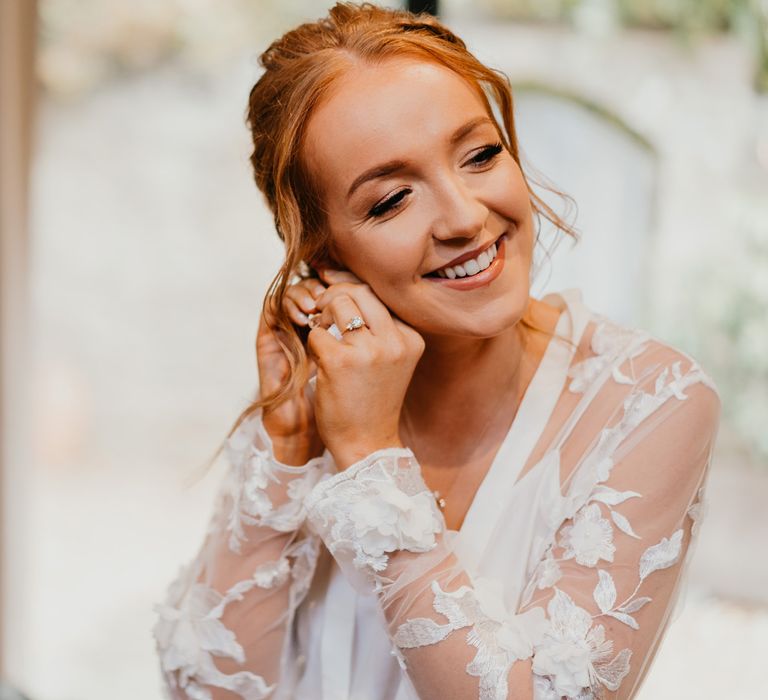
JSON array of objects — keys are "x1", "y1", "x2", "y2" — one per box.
[
  {"x1": 673, "y1": 191, "x2": 768, "y2": 460},
  {"x1": 478, "y1": 0, "x2": 768, "y2": 90},
  {"x1": 37, "y1": 1, "x2": 768, "y2": 95}
]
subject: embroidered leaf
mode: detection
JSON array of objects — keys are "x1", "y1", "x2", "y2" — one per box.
[
  {"x1": 431, "y1": 582, "x2": 475, "y2": 628},
  {"x1": 612, "y1": 365, "x2": 635, "y2": 385},
  {"x1": 596, "y1": 456, "x2": 614, "y2": 482},
  {"x1": 619, "y1": 596, "x2": 652, "y2": 614},
  {"x1": 639, "y1": 530, "x2": 683, "y2": 581},
  {"x1": 611, "y1": 509, "x2": 641, "y2": 539},
  {"x1": 393, "y1": 617, "x2": 455, "y2": 648},
  {"x1": 607, "y1": 611, "x2": 639, "y2": 630},
  {"x1": 593, "y1": 569, "x2": 617, "y2": 614},
  {"x1": 687, "y1": 488, "x2": 706, "y2": 536},
  {"x1": 590, "y1": 486, "x2": 642, "y2": 507},
  {"x1": 595, "y1": 648, "x2": 633, "y2": 691}
]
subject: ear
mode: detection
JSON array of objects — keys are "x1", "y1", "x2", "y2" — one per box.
[{"x1": 308, "y1": 242, "x2": 345, "y2": 273}]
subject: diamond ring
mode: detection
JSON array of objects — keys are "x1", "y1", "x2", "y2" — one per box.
[{"x1": 343, "y1": 316, "x2": 367, "y2": 334}]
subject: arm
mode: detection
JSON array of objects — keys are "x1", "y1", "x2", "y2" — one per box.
[
  {"x1": 304, "y1": 355, "x2": 720, "y2": 700},
  {"x1": 153, "y1": 408, "x2": 331, "y2": 700}
]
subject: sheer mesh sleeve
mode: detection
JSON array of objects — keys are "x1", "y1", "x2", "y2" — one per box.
[
  {"x1": 304, "y1": 342, "x2": 720, "y2": 700},
  {"x1": 152, "y1": 408, "x2": 331, "y2": 700}
]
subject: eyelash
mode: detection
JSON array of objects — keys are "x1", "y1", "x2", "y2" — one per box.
[{"x1": 366, "y1": 142, "x2": 504, "y2": 219}]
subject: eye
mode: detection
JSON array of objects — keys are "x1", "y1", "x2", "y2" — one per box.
[
  {"x1": 465, "y1": 142, "x2": 504, "y2": 167},
  {"x1": 368, "y1": 187, "x2": 411, "y2": 219}
]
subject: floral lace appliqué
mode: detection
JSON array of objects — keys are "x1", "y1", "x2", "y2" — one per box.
[
  {"x1": 153, "y1": 562, "x2": 277, "y2": 700},
  {"x1": 532, "y1": 588, "x2": 631, "y2": 699},
  {"x1": 224, "y1": 413, "x2": 328, "y2": 552},
  {"x1": 568, "y1": 318, "x2": 649, "y2": 394},
  {"x1": 394, "y1": 578, "x2": 548, "y2": 700},
  {"x1": 558, "y1": 503, "x2": 616, "y2": 567},
  {"x1": 305, "y1": 447, "x2": 444, "y2": 574}
]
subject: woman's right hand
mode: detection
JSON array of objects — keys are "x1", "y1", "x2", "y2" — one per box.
[
  {"x1": 258, "y1": 269, "x2": 366, "y2": 464},
  {"x1": 256, "y1": 275, "x2": 327, "y2": 465}
]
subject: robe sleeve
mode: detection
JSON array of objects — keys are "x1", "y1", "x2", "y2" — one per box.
[
  {"x1": 304, "y1": 348, "x2": 720, "y2": 700},
  {"x1": 152, "y1": 408, "x2": 331, "y2": 700}
]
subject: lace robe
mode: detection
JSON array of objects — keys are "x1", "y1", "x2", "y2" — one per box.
[{"x1": 153, "y1": 289, "x2": 720, "y2": 700}]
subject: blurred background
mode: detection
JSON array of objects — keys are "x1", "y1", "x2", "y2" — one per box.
[{"x1": 1, "y1": 0, "x2": 767, "y2": 698}]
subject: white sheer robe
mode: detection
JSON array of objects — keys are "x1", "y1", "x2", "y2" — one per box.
[{"x1": 153, "y1": 289, "x2": 720, "y2": 700}]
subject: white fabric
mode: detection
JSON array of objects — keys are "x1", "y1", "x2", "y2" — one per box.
[{"x1": 153, "y1": 289, "x2": 720, "y2": 700}]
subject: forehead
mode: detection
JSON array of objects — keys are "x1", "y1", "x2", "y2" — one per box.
[{"x1": 303, "y1": 57, "x2": 490, "y2": 191}]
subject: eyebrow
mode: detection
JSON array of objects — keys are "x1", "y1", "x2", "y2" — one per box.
[{"x1": 346, "y1": 115, "x2": 496, "y2": 199}]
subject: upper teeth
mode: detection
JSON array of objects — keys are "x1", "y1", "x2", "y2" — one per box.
[{"x1": 436, "y1": 241, "x2": 498, "y2": 279}]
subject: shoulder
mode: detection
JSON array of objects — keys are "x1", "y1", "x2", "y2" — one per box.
[{"x1": 566, "y1": 305, "x2": 720, "y2": 439}]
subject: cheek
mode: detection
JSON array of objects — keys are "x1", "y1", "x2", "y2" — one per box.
[
  {"x1": 339, "y1": 225, "x2": 427, "y2": 286},
  {"x1": 488, "y1": 160, "x2": 531, "y2": 221}
]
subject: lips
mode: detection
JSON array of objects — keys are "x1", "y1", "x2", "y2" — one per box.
[
  {"x1": 424, "y1": 233, "x2": 503, "y2": 278},
  {"x1": 424, "y1": 233, "x2": 507, "y2": 290}
]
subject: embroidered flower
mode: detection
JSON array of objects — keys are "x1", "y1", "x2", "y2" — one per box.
[
  {"x1": 153, "y1": 570, "x2": 245, "y2": 681},
  {"x1": 396, "y1": 579, "x2": 547, "y2": 700},
  {"x1": 153, "y1": 555, "x2": 303, "y2": 700},
  {"x1": 253, "y1": 558, "x2": 291, "y2": 589},
  {"x1": 532, "y1": 589, "x2": 631, "y2": 698},
  {"x1": 535, "y1": 550, "x2": 563, "y2": 590},
  {"x1": 305, "y1": 449, "x2": 444, "y2": 573},
  {"x1": 241, "y1": 451, "x2": 275, "y2": 518},
  {"x1": 347, "y1": 482, "x2": 440, "y2": 566},
  {"x1": 559, "y1": 503, "x2": 615, "y2": 567}
]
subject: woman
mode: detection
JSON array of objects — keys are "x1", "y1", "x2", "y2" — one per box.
[{"x1": 152, "y1": 4, "x2": 720, "y2": 699}]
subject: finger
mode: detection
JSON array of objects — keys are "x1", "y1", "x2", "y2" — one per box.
[
  {"x1": 285, "y1": 284, "x2": 318, "y2": 314},
  {"x1": 318, "y1": 268, "x2": 363, "y2": 285},
  {"x1": 306, "y1": 324, "x2": 347, "y2": 361},
  {"x1": 317, "y1": 284, "x2": 395, "y2": 337},
  {"x1": 391, "y1": 316, "x2": 425, "y2": 353},
  {"x1": 324, "y1": 294, "x2": 374, "y2": 343},
  {"x1": 313, "y1": 297, "x2": 359, "y2": 340},
  {"x1": 305, "y1": 278, "x2": 327, "y2": 299},
  {"x1": 284, "y1": 298, "x2": 309, "y2": 326}
]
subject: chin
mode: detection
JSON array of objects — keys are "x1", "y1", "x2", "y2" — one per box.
[{"x1": 399, "y1": 292, "x2": 529, "y2": 339}]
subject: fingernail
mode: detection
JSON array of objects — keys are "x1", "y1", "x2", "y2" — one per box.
[
  {"x1": 299, "y1": 298, "x2": 316, "y2": 313},
  {"x1": 297, "y1": 312, "x2": 309, "y2": 325}
]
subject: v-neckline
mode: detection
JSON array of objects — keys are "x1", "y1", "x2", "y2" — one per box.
[{"x1": 455, "y1": 290, "x2": 590, "y2": 561}]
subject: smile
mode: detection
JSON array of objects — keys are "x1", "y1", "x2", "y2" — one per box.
[
  {"x1": 424, "y1": 233, "x2": 507, "y2": 290},
  {"x1": 436, "y1": 240, "x2": 498, "y2": 279}
]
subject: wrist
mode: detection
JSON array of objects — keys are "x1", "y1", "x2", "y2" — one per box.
[
  {"x1": 270, "y1": 433, "x2": 324, "y2": 466},
  {"x1": 332, "y1": 438, "x2": 406, "y2": 470}
]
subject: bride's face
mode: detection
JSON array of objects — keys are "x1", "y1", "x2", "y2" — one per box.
[{"x1": 303, "y1": 57, "x2": 534, "y2": 338}]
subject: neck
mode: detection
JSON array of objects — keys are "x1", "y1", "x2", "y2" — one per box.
[
  {"x1": 401, "y1": 295, "x2": 564, "y2": 439},
  {"x1": 402, "y1": 320, "x2": 528, "y2": 436}
]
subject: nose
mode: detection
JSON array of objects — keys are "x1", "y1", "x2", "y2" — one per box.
[{"x1": 430, "y1": 174, "x2": 488, "y2": 243}]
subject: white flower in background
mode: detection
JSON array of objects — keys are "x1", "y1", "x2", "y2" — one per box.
[
  {"x1": 559, "y1": 503, "x2": 616, "y2": 567},
  {"x1": 533, "y1": 589, "x2": 630, "y2": 697}
]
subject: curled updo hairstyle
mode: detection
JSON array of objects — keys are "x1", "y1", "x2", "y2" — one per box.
[{"x1": 237, "y1": 1, "x2": 576, "y2": 430}]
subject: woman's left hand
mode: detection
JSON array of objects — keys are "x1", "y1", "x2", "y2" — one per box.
[{"x1": 307, "y1": 268, "x2": 425, "y2": 470}]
